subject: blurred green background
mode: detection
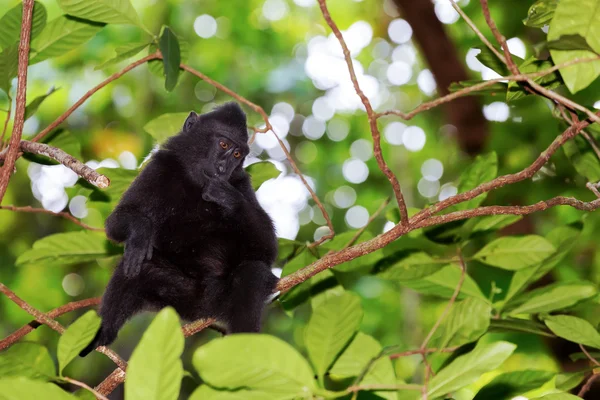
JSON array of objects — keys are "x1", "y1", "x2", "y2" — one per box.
[{"x1": 2, "y1": 0, "x2": 600, "y2": 398}]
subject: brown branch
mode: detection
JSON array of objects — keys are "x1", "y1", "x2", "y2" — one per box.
[
  {"x1": 0, "y1": 100, "x2": 11, "y2": 148},
  {"x1": 579, "y1": 372, "x2": 600, "y2": 398},
  {"x1": 31, "y1": 53, "x2": 160, "y2": 143},
  {"x1": 479, "y1": 0, "x2": 519, "y2": 75},
  {"x1": 344, "y1": 197, "x2": 390, "y2": 248},
  {"x1": 0, "y1": 205, "x2": 103, "y2": 231},
  {"x1": 0, "y1": 283, "x2": 126, "y2": 371},
  {"x1": 317, "y1": 0, "x2": 409, "y2": 225},
  {"x1": 62, "y1": 376, "x2": 109, "y2": 400},
  {"x1": 0, "y1": 0, "x2": 34, "y2": 203},
  {"x1": 580, "y1": 344, "x2": 600, "y2": 367},
  {"x1": 410, "y1": 118, "x2": 591, "y2": 224},
  {"x1": 19, "y1": 140, "x2": 109, "y2": 188},
  {"x1": 0, "y1": 297, "x2": 101, "y2": 351}
]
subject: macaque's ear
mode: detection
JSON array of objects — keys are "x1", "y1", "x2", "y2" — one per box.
[{"x1": 184, "y1": 111, "x2": 199, "y2": 131}]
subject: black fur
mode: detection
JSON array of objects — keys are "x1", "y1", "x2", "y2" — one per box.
[{"x1": 80, "y1": 102, "x2": 278, "y2": 357}]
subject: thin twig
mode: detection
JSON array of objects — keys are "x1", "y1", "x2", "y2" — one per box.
[
  {"x1": 419, "y1": 250, "x2": 466, "y2": 399},
  {"x1": 317, "y1": 0, "x2": 409, "y2": 225},
  {"x1": 19, "y1": 140, "x2": 110, "y2": 188},
  {"x1": 581, "y1": 131, "x2": 600, "y2": 161},
  {"x1": 62, "y1": 376, "x2": 109, "y2": 400},
  {"x1": 579, "y1": 372, "x2": 600, "y2": 398},
  {"x1": 0, "y1": 297, "x2": 101, "y2": 350},
  {"x1": 580, "y1": 344, "x2": 600, "y2": 367},
  {"x1": 344, "y1": 197, "x2": 391, "y2": 248},
  {"x1": 0, "y1": 205, "x2": 103, "y2": 231},
  {"x1": 0, "y1": 0, "x2": 34, "y2": 203},
  {"x1": 0, "y1": 283, "x2": 127, "y2": 371},
  {"x1": 389, "y1": 346, "x2": 458, "y2": 359}
]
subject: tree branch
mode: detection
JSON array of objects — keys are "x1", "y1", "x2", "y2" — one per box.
[
  {"x1": 62, "y1": 376, "x2": 109, "y2": 400},
  {"x1": 0, "y1": 0, "x2": 34, "y2": 203},
  {"x1": 317, "y1": 0, "x2": 410, "y2": 225}
]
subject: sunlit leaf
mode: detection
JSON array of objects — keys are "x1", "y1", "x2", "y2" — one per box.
[
  {"x1": 0, "y1": 1, "x2": 47, "y2": 49},
  {"x1": 90, "y1": 167, "x2": 138, "y2": 203},
  {"x1": 474, "y1": 370, "x2": 555, "y2": 400},
  {"x1": 193, "y1": 334, "x2": 316, "y2": 397},
  {"x1": 57, "y1": 311, "x2": 101, "y2": 374},
  {"x1": 57, "y1": 0, "x2": 144, "y2": 28},
  {"x1": 304, "y1": 292, "x2": 363, "y2": 378},
  {"x1": 30, "y1": 16, "x2": 104, "y2": 65},
  {"x1": 399, "y1": 264, "x2": 487, "y2": 300},
  {"x1": 434, "y1": 298, "x2": 491, "y2": 349},
  {"x1": 16, "y1": 231, "x2": 113, "y2": 268},
  {"x1": 0, "y1": 343, "x2": 55, "y2": 380},
  {"x1": 543, "y1": 315, "x2": 600, "y2": 348},
  {"x1": 159, "y1": 26, "x2": 180, "y2": 92},
  {"x1": 474, "y1": 235, "x2": 556, "y2": 270},
  {"x1": 508, "y1": 282, "x2": 596, "y2": 315},
  {"x1": 548, "y1": 0, "x2": 600, "y2": 93},
  {"x1": 0, "y1": 377, "x2": 76, "y2": 400},
  {"x1": 378, "y1": 251, "x2": 449, "y2": 281},
  {"x1": 246, "y1": 161, "x2": 281, "y2": 190},
  {"x1": 189, "y1": 386, "x2": 277, "y2": 400},
  {"x1": 524, "y1": 0, "x2": 558, "y2": 27},
  {"x1": 555, "y1": 371, "x2": 586, "y2": 392},
  {"x1": 530, "y1": 393, "x2": 582, "y2": 400},
  {"x1": 125, "y1": 307, "x2": 184, "y2": 400},
  {"x1": 427, "y1": 341, "x2": 516, "y2": 398}
]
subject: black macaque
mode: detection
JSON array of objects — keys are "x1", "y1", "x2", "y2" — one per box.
[{"x1": 80, "y1": 102, "x2": 279, "y2": 357}]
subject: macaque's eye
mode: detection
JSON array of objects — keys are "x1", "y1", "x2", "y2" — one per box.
[
  {"x1": 220, "y1": 141, "x2": 228, "y2": 149},
  {"x1": 233, "y1": 151, "x2": 241, "y2": 158}
]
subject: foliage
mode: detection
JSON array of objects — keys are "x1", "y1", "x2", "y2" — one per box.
[{"x1": 2, "y1": 0, "x2": 600, "y2": 399}]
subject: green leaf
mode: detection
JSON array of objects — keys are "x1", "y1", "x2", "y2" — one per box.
[
  {"x1": 0, "y1": 377, "x2": 76, "y2": 400},
  {"x1": 246, "y1": 161, "x2": 281, "y2": 190},
  {"x1": 309, "y1": 268, "x2": 344, "y2": 310},
  {"x1": 427, "y1": 341, "x2": 516, "y2": 398},
  {"x1": 563, "y1": 135, "x2": 600, "y2": 182},
  {"x1": 24, "y1": 87, "x2": 59, "y2": 121},
  {"x1": 464, "y1": 214, "x2": 522, "y2": 235},
  {"x1": 543, "y1": 315, "x2": 600, "y2": 348},
  {"x1": 125, "y1": 307, "x2": 184, "y2": 400},
  {"x1": 453, "y1": 152, "x2": 497, "y2": 211},
  {"x1": 548, "y1": 0, "x2": 600, "y2": 93},
  {"x1": 95, "y1": 41, "x2": 151, "y2": 70},
  {"x1": 378, "y1": 252, "x2": 449, "y2": 281},
  {"x1": 475, "y1": 47, "x2": 523, "y2": 77},
  {"x1": 159, "y1": 26, "x2": 181, "y2": 92},
  {"x1": 0, "y1": 1, "x2": 47, "y2": 49},
  {"x1": 555, "y1": 371, "x2": 586, "y2": 392},
  {"x1": 190, "y1": 386, "x2": 277, "y2": 400},
  {"x1": 22, "y1": 130, "x2": 82, "y2": 166},
  {"x1": 143, "y1": 112, "x2": 188, "y2": 144},
  {"x1": 0, "y1": 44, "x2": 18, "y2": 95},
  {"x1": 0, "y1": 343, "x2": 55, "y2": 380},
  {"x1": 504, "y1": 225, "x2": 581, "y2": 305},
  {"x1": 434, "y1": 298, "x2": 491, "y2": 349},
  {"x1": 507, "y1": 57, "x2": 562, "y2": 102},
  {"x1": 57, "y1": 311, "x2": 101, "y2": 374},
  {"x1": 148, "y1": 35, "x2": 189, "y2": 79},
  {"x1": 279, "y1": 250, "x2": 317, "y2": 311},
  {"x1": 530, "y1": 394, "x2": 582, "y2": 400},
  {"x1": 489, "y1": 318, "x2": 555, "y2": 338},
  {"x1": 524, "y1": 0, "x2": 558, "y2": 27},
  {"x1": 193, "y1": 334, "x2": 316, "y2": 397},
  {"x1": 399, "y1": 264, "x2": 487, "y2": 300},
  {"x1": 30, "y1": 16, "x2": 104, "y2": 65},
  {"x1": 473, "y1": 370, "x2": 555, "y2": 400},
  {"x1": 57, "y1": 0, "x2": 144, "y2": 28},
  {"x1": 16, "y1": 231, "x2": 112, "y2": 268},
  {"x1": 330, "y1": 333, "x2": 396, "y2": 400},
  {"x1": 305, "y1": 292, "x2": 363, "y2": 378},
  {"x1": 508, "y1": 282, "x2": 597, "y2": 316},
  {"x1": 548, "y1": 34, "x2": 598, "y2": 53},
  {"x1": 474, "y1": 235, "x2": 556, "y2": 270},
  {"x1": 91, "y1": 167, "x2": 138, "y2": 203}
]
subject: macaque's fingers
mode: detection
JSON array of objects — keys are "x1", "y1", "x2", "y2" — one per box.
[{"x1": 147, "y1": 243, "x2": 154, "y2": 260}]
